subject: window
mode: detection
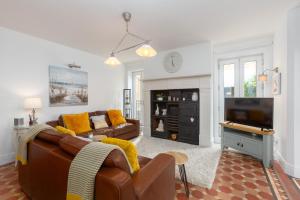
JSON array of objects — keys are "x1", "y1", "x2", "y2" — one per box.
[
  {"x1": 224, "y1": 64, "x2": 235, "y2": 97},
  {"x1": 243, "y1": 61, "x2": 257, "y2": 97}
]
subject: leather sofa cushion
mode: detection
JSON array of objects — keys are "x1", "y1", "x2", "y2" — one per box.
[
  {"x1": 138, "y1": 156, "x2": 151, "y2": 168},
  {"x1": 93, "y1": 128, "x2": 114, "y2": 137},
  {"x1": 113, "y1": 124, "x2": 137, "y2": 137},
  {"x1": 59, "y1": 136, "x2": 131, "y2": 174},
  {"x1": 59, "y1": 136, "x2": 88, "y2": 156},
  {"x1": 36, "y1": 130, "x2": 66, "y2": 145}
]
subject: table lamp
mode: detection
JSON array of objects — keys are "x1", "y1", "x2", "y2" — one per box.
[{"x1": 24, "y1": 97, "x2": 42, "y2": 125}]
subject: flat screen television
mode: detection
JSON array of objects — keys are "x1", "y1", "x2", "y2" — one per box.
[{"x1": 224, "y1": 98, "x2": 274, "y2": 129}]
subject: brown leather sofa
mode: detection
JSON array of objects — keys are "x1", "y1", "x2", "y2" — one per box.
[
  {"x1": 47, "y1": 111, "x2": 140, "y2": 140},
  {"x1": 18, "y1": 130, "x2": 176, "y2": 200}
]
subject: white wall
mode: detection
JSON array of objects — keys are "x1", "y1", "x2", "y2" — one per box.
[
  {"x1": 273, "y1": 4, "x2": 300, "y2": 178},
  {"x1": 125, "y1": 42, "x2": 213, "y2": 146},
  {"x1": 212, "y1": 36, "x2": 274, "y2": 143},
  {"x1": 0, "y1": 27, "x2": 125, "y2": 165},
  {"x1": 125, "y1": 42, "x2": 212, "y2": 81}
]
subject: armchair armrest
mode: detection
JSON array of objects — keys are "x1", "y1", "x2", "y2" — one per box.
[
  {"x1": 95, "y1": 167, "x2": 136, "y2": 200},
  {"x1": 132, "y1": 154, "x2": 176, "y2": 200}
]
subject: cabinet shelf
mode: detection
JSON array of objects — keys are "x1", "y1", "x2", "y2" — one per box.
[{"x1": 151, "y1": 88, "x2": 200, "y2": 145}]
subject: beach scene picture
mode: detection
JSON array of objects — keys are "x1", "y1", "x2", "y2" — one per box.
[{"x1": 49, "y1": 65, "x2": 88, "y2": 106}]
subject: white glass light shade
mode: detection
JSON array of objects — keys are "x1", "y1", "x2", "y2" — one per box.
[
  {"x1": 258, "y1": 74, "x2": 268, "y2": 82},
  {"x1": 24, "y1": 97, "x2": 42, "y2": 109},
  {"x1": 136, "y1": 44, "x2": 157, "y2": 57},
  {"x1": 104, "y1": 55, "x2": 121, "y2": 66}
]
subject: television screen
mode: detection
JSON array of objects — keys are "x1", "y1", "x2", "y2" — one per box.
[{"x1": 224, "y1": 98, "x2": 274, "y2": 129}]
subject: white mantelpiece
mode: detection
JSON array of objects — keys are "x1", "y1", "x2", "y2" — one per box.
[{"x1": 143, "y1": 75, "x2": 212, "y2": 147}]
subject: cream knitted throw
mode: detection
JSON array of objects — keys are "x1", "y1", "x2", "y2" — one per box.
[
  {"x1": 67, "y1": 142, "x2": 133, "y2": 200},
  {"x1": 16, "y1": 124, "x2": 55, "y2": 165}
]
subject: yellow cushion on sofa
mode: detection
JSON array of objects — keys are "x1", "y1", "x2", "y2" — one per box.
[
  {"x1": 55, "y1": 126, "x2": 76, "y2": 137},
  {"x1": 107, "y1": 109, "x2": 126, "y2": 127},
  {"x1": 62, "y1": 112, "x2": 92, "y2": 134},
  {"x1": 102, "y1": 137, "x2": 140, "y2": 173}
]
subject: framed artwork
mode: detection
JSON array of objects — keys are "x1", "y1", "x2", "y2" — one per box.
[
  {"x1": 272, "y1": 73, "x2": 281, "y2": 95},
  {"x1": 49, "y1": 65, "x2": 88, "y2": 106}
]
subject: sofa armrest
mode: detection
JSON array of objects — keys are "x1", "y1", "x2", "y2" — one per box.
[
  {"x1": 95, "y1": 167, "x2": 136, "y2": 200},
  {"x1": 132, "y1": 154, "x2": 176, "y2": 200},
  {"x1": 46, "y1": 120, "x2": 59, "y2": 127},
  {"x1": 126, "y1": 118, "x2": 140, "y2": 126}
]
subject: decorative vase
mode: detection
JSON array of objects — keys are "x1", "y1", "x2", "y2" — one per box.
[
  {"x1": 192, "y1": 92, "x2": 198, "y2": 101},
  {"x1": 155, "y1": 104, "x2": 160, "y2": 116},
  {"x1": 156, "y1": 120, "x2": 164, "y2": 132},
  {"x1": 162, "y1": 109, "x2": 167, "y2": 116}
]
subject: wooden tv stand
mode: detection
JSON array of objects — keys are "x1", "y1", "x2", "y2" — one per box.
[{"x1": 220, "y1": 121, "x2": 274, "y2": 168}]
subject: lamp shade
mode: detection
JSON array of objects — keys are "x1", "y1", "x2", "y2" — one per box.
[
  {"x1": 136, "y1": 44, "x2": 157, "y2": 57},
  {"x1": 24, "y1": 97, "x2": 42, "y2": 109},
  {"x1": 104, "y1": 54, "x2": 121, "y2": 66},
  {"x1": 258, "y1": 74, "x2": 268, "y2": 82}
]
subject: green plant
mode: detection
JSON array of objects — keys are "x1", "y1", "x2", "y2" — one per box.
[{"x1": 244, "y1": 76, "x2": 257, "y2": 97}]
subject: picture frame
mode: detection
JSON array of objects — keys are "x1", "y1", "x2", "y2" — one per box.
[
  {"x1": 272, "y1": 73, "x2": 281, "y2": 95},
  {"x1": 49, "y1": 65, "x2": 88, "y2": 106}
]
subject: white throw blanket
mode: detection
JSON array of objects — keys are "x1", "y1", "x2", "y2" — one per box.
[
  {"x1": 16, "y1": 124, "x2": 55, "y2": 165},
  {"x1": 67, "y1": 142, "x2": 133, "y2": 200}
]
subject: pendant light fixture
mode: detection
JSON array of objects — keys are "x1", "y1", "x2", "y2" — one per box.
[{"x1": 104, "y1": 12, "x2": 157, "y2": 66}]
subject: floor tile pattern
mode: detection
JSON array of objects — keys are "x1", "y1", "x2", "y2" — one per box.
[
  {"x1": 291, "y1": 177, "x2": 300, "y2": 191},
  {"x1": 0, "y1": 151, "x2": 289, "y2": 200},
  {"x1": 265, "y1": 167, "x2": 289, "y2": 199},
  {"x1": 176, "y1": 151, "x2": 277, "y2": 200}
]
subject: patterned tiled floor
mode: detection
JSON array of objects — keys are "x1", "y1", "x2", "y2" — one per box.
[
  {"x1": 0, "y1": 151, "x2": 289, "y2": 200},
  {"x1": 291, "y1": 177, "x2": 300, "y2": 191}
]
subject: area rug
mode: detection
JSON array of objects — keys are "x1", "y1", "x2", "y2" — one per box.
[{"x1": 132, "y1": 136, "x2": 221, "y2": 188}]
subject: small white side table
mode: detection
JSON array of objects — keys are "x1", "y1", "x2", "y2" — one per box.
[{"x1": 14, "y1": 126, "x2": 30, "y2": 166}]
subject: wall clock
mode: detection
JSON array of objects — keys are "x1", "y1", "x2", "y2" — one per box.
[{"x1": 163, "y1": 52, "x2": 183, "y2": 73}]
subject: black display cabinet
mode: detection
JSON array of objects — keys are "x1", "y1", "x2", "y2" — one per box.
[{"x1": 150, "y1": 88, "x2": 200, "y2": 145}]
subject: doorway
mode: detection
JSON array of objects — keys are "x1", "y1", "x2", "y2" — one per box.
[{"x1": 132, "y1": 70, "x2": 144, "y2": 125}]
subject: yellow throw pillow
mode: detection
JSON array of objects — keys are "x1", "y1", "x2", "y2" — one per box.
[
  {"x1": 102, "y1": 137, "x2": 140, "y2": 173},
  {"x1": 107, "y1": 109, "x2": 126, "y2": 127},
  {"x1": 62, "y1": 112, "x2": 92, "y2": 134},
  {"x1": 55, "y1": 126, "x2": 76, "y2": 137}
]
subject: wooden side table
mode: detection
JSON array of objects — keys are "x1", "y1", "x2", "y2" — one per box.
[
  {"x1": 165, "y1": 151, "x2": 189, "y2": 197},
  {"x1": 14, "y1": 126, "x2": 30, "y2": 166}
]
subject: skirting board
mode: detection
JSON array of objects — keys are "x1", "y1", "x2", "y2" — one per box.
[
  {"x1": 0, "y1": 152, "x2": 15, "y2": 166},
  {"x1": 275, "y1": 151, "x2": 300, "y2": 178}
]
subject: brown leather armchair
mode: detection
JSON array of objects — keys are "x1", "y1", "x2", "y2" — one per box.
[{"x1": 18, "y1": 130, "x2": 175, "y2": 200}]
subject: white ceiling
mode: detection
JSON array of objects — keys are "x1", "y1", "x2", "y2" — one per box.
[{"x1": 0, "y1": 0, "x2": 298, "y2": 62}]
